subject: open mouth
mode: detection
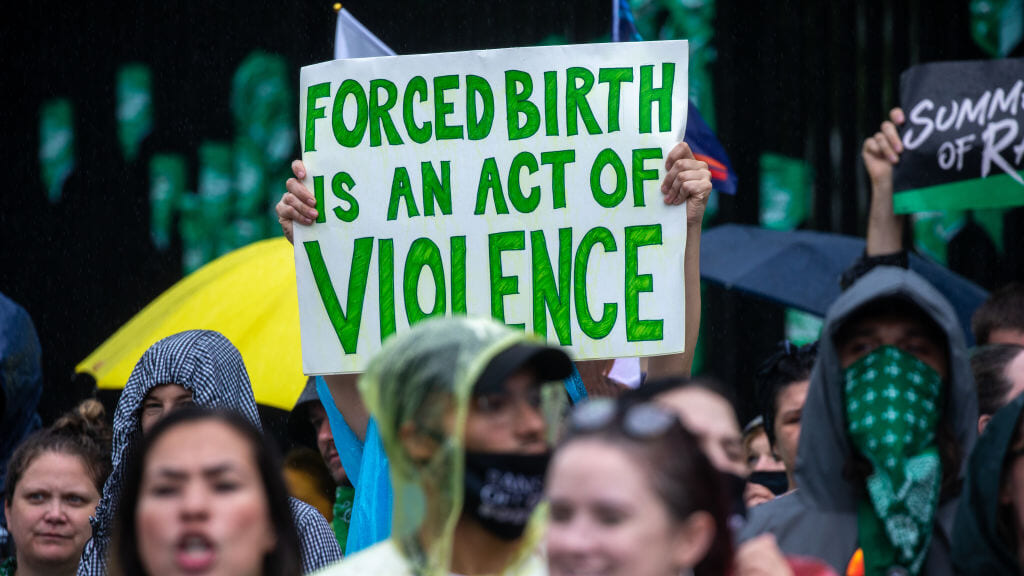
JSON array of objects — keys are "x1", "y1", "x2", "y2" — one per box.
[{"x1": 176, "y1": 533, "x2": 216, "y2": 572}]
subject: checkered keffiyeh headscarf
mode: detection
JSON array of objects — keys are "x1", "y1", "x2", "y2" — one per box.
[{"x1": 79, "y1": 330, "x2": 260, "y2": 573}]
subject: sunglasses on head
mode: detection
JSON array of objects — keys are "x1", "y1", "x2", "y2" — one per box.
[{"x1": 568, "y1": 397, "x2": 679, "y2": 439}]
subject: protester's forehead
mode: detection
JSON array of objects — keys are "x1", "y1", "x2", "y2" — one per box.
[
  {"x1": 835, "y1": 297, "x2": 945, "y2": 346},
  {"x1": 147, "y1": 420, "x2": 254, "y2": 474},
  {"x1": 990, "y1": 328, "x2": 1024, "y2": 347},
  {"x1": 143, "y1": 382, "x2": 191, "y2": 399}
]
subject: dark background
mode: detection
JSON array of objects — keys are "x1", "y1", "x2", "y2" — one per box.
[{"x1": 0, "y1": 0, "x2": 1020, "y2": 432}]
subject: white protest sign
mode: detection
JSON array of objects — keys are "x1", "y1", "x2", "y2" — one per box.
[{"x1": 295, "y1": 41, "x2": 689, "y2": 374}]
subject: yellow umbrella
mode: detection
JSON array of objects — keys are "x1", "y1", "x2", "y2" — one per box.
[{"x1": 76, "y1": 237, "x2": 305, "y2": 411}]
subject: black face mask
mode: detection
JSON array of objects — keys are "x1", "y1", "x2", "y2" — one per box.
[
  {"x1": 723, "y1": 471, "x2": 748, "y2": 519},
  {"x1": 748, "y1": 470, "x2": 790, "y2": 496},
  {"x1": 462, "y1": 451, "x2": 551, "y2": 541}
]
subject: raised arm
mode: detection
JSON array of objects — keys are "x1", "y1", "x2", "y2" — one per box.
[
  {"x1": 278, "y1": 161, "x2": 370, "y2": 441},
  {"x1": 647, "y1": 142, "x2": 711, "y2": 380},
  {"x1": 862, "y1": 107, "x2": 906, "y2": 256}
]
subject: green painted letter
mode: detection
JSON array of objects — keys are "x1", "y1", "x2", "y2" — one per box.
[
  {"x1": 474, "y1": 157, "x2": 509, "y2": 215},
  {"x1": 631, "y1": 148, "x2": 662, "y2": 208},
  {"x1": 639, "y1": 63, "x2": 675, "y2": 134},
  {"x1": 403, "y1": 238, "x2": 447, "y2": 324},
  {"x1": 369, "y1": 79, "x2": 403, "y2": 147},
  {"x1": 508, "y1": 152, "x2": 540, "y2": 214},
  {"x1": 532, "y1": 228, "x2": 573, "y2": 345},
  {"x1": 332, "y1": 79, "x2": 368, "y2": 148},
  {"x1": 304, "y1": 82, "x2": 331, "y2": 152},
  {"x1": 312, "y1": 175, "x2": 327, "y2": 224},
  {"x1": 387, "y1": 167, "x2": 420, "y2": 221},
  {"x1": 599, "y1": 68, "x2": 633, "y2": 133},
  {"x1": 624, "y1": 225, "x2": 664, "y2": 341},
  {"x1": 566, "y1": 67, "x2": 602, "y2": 136},
  {"x1": 331, "y1": 171, "x2": 359, "y2": 222},
  {"x1": 403, "y1": 76, "x2": 432, "y2": 144},
  {"x1": 451, "y1": 236, "x2": 467, "y2": 314},
  {"x1": 378, "y1": 238, "x2": 396, "y2": 340},
  {"x1": 541, "y1": 149, "x2": 574, "y2": 209},
  {"x1": 590, "y1": 148, "x2": 627, "y2": 208},
  {"x1": 434, "y1": 75, "x2": 463, "y2": 140},
  {"x1": 466, "y1": 75, "x2": 494, "y2": 140},
  {"x1": 505, "y1": 70, "x2": 541, "y2": 140},
  {"x1": 488, "y1": 231, "x2": 526, "y2": 330},
  {"x1": 303, "y1": 238, "x2": 373, "y2": 354},
  {"x1": 574, "y1": 227, "x2": 617, "y2": 339}
]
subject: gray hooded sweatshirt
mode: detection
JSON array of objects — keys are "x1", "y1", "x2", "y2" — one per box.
[
  {"x1": 77, "y1": 330, "x2": 341, "y2": 575},
  {"x1": 739, "y1": 267, "x2": 978, "y2": 574}
]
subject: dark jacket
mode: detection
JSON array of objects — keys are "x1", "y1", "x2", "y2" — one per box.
[
  {"x1": 951, "y1": 392, "x2": 1024, "y2": 574},
  {"x1": 740, "y1": 267, "x2": 978, "y2": 574},
  {"x1": 0, "y1": 293, "x2": 43, "y2": 555}
]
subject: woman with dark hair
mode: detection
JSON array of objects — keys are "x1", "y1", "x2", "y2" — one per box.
[
  {"x1": 110, "y1": 408, "x2": 302, "y2": 576},
  {"x1": 78, "y1": 330, "x2": 339, "y2": 575},
  {"x1": 545, "y1": 398, "x2": 732, "y2": 576},
  {"x1": 2, "y1": 400, "x2": 111, "y2": 576},
  {"x1": 972, "y1": 344, "x2": 1024, "y2": 432}
]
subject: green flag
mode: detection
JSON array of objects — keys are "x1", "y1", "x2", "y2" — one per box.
[
  {"x1": 149, "y1": 154, "x2": 186, "y2": 250},
  {"x1": 970, "y1": 0, "x2": 1023, "y2": 57},
  {"x1": 39, "y1": 99, "x2": 75, "y2": 204},
  {"x1": 759, "y1": 153, "x2": 811, "y2": 231},
  {"x1": 116, "y1": 63, "x2": 154, "y2": 161},
  {"x1": 198, "y1": 142, "x2": 234, "y2": 257}
]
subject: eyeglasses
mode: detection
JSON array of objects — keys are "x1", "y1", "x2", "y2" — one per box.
[
  {"x1": 471, "y1": 382, "x2": 561, "y2": 414},
  {"x1": 756, "y1": 339, "x2": 818, "y2": 379},
  {"x1": 568, "y1": 397, "x2": 679, "y2": 439}
]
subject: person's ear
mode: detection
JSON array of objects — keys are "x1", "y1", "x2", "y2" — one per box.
[
  {"x1": 979, "y1": 414, "x2": 992, "y2": 435},
  {"x1": 671, "y1": 510, "x2": 716, "y2": 570},
  {"x1": 399, "y1": 421, "x2": 439, "y2": 463}
]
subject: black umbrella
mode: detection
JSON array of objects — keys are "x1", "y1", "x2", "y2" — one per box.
[{"x1": 700, "y1": 224, "x2": 989, "y2": 345}]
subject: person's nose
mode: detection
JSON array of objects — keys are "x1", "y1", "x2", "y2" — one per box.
[
  {"x1": 513, "y1": 397, "x2": 546, "y2": 446},
  {"x1": 179, "y1": 483, "x2": 210, "y2": 522},
  {"x1": 42, "y1": 500, "x2": 68, "y2": 524},
  {"x1": 549, "y1": 515, "x2": 598, "y2": 556},
  {"x1": 317, "y1": 417, "x2": 334, "y2": 444}
]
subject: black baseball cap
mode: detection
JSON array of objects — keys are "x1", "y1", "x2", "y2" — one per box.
[{"x1": 473, "y1": 343, "x2": 574, "y2": 395}]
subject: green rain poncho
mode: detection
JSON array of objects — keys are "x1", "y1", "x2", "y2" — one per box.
[{"x1": 318, "y1": 317, "x2": 565, "y2": 576}]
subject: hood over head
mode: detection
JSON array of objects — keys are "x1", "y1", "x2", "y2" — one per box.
[
  {"x1": 952, "y1": 391, "x2": 1024, "y2": 573},
  {"x1": 90, "y1": 330, "x2": 259, "y2": 544},
  {"x1": 0, "y1": 292, "x2": 43, "y2": 487},
  {"x1": 358, "y1": 316, "x2": 570, "y2": 576},
  {"x1": 795, "y1": 266, "x2": 977, "y2": 512}
]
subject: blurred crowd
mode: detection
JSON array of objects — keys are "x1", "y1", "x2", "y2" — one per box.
[{"x1": 1, "y1": 108, "x2": 1022, "y2": 576}]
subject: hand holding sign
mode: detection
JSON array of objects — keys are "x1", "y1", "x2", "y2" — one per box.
[
  {"x1": 662, "y1": 141, "x2": 712, "y2": 226},
  {"x1": 281, "y1": 142, "x2": 712, "y2": 242},
  {"x1": 294, "y1": 41, "x2": 692, "y2": 374},
  {"x1": 277, "y1": 160, "x2": 317, "y2": 243}
]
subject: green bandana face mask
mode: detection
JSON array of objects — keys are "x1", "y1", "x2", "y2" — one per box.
[
  {"x1": 844, "y1": 345, "x2": 943, "y2": 576},
  {"x1": 332, "y1": 485, "x2": 355, "y2": 554}
]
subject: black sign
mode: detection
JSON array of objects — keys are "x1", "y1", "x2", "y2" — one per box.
[{"x1": 894, "y1": 59, "x2": 1024, "y2": 212}]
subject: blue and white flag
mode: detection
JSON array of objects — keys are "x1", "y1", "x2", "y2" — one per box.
[{"x1": 334, "y1": 8, "x2": 395, "y2": 59}]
